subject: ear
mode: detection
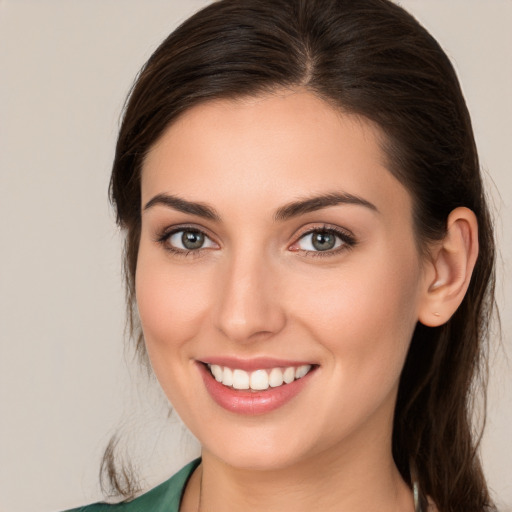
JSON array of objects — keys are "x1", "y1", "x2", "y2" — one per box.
[{"x1": 418, "y1": 207, "x2": 479, "y2": 327}]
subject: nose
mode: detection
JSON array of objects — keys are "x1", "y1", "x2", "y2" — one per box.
[{"x1": 214, "y1": 251, "x2": 286, "y2": 344}]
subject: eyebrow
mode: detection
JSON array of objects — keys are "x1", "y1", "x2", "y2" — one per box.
[
  {"x1": 143, "y1": 193, "x2": 221, "y2": 221},
  {"x1": 143, "y1": 191, "x2": 378, "y2": 222},
  {"x1": 273, "y1": 192, "x2": 378, "y2": 221}
]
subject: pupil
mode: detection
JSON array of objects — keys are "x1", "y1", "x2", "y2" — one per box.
[
  {"x1": 182, "y1": 231, "x2": 204, "y2": 250},
  {"x1": 312, "y1": 231, "x2": 335, "y2": 251}
]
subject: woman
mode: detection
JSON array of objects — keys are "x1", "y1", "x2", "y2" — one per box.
[{"x1": 66, "y1": 0, "x2": 497, "y2": 510}]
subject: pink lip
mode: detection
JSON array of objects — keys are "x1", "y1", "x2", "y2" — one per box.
[{"x1": 197, "y1": 361, "x2": 316, "y2": 415}]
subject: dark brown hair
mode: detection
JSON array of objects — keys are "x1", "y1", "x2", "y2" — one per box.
[{"x1": 103, "y1": 1, "x2": 497, "y2": 510}]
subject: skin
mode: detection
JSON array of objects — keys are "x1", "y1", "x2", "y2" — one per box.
[{"x1": 136, "y1": 90, "x2": 474, "y2": 511}]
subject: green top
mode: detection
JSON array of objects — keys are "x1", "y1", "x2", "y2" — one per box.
[{"x1": 64, "y1": 459, "x2": 200, "y2": 512}]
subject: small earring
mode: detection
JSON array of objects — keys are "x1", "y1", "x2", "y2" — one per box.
[
  {"x1": 410, "y1": 460, "x2": 427, "y2": 512},
  {"x1": 413, "y1": 480, "x2": 420, "y2": 512}
]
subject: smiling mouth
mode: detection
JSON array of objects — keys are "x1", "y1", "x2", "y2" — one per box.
[{"x1": 206, "y1": 363, "x2": 314, "y2": 391}]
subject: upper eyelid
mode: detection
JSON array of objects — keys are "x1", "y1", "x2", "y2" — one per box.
[
  {"x1": 157, "y1": 223, "x2": 216, "y2": 241},
  {"x1": 293, "y1": 223, "x2": 355, "y2": 241}
]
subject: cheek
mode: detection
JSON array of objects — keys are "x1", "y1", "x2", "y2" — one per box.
[
  {"x1": 135, "y1": 249, "x2": 212, "y2": 358},
  {"x1": 134, "y1": 248, "x2": 218, "y2": 413},
  {"x1": 291, "y1": 250, "x2": 421, "y2": 384}
]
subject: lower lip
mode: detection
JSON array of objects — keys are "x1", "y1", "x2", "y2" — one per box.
[{"x1": 198, "y1": 363, "x2": 315, "y2": 415}]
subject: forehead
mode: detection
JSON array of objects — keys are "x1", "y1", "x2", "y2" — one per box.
[{"x1": 141, "y1": 90, "x2": 412, "y2": 221}]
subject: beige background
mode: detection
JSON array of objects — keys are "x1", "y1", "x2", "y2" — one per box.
[{"x1": 0, "y1": 1, "x2": 510, "y2": 511}]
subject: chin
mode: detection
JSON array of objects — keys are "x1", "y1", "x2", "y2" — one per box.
[
  {"x1": 198, "y1": 420, "x2": 323, "y2": 472},
  {"x1": 211, "y1": 445, "x2": 306, "y2": 472}
]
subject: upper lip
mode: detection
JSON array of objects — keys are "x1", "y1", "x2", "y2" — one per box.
[{"x1": 198, "y1": 356, "x2": 316, "y2": 372}]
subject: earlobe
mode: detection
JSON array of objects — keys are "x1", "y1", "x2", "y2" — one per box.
[{"x1": 418, "y1": 207, "x2": 479, "y2": 327}]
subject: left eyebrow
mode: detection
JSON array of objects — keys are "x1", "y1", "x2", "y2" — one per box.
[
  {"x1": 143, "y1": 193, "x2": 221, "y2": 221},
  {"x1": 273, "y1": 192, "x2": 378, "y2": 222}
]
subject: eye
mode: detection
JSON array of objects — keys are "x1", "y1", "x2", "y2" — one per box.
[
  {"x1": 291, "y1": 227, "x2": 356, "y2": 254},
  {"x1": 162, "y1": 228, "x2": 217, "y2": 252}
]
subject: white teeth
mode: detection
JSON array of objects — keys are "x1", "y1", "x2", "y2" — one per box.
[
  {"x1": 295, "y1": 364, "x2": 311, "y2": 379},
  {"x1": 283, "y1": 366, "x2": 295, "y2": 384},
  {"x1": 208, "y1": 363, "x2": 313, "y2": 390},
  {"x1": 232, "y1": 369, "x2": 250, "y2": 390},
  {"x1": 250, "y1": 369, "x2": 269, "y2": 391},
  {"x1": 269, "y1": 367, "x2": 284, "y2": 387},
  {"x1": 223, "y1": 367, "x2": 233, "y2": 387},
  {"x1": 211, "y1": 364, "x2": 223, "y2": 382}
]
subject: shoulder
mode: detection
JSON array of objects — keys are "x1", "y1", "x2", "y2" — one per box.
[{"x1": 62, "y1": 458, "x2": 201, "y2": 512}]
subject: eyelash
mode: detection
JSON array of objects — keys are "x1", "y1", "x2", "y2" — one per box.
[
  {"x1": 155, "y1": 224, "x2": 357, "y2": 258},
  {"x1": 291, "y1": 225, "x2": 357, "y2": 258},
  {"x1": 156, "y1": 225, "x2": 216, "y2": 258}
]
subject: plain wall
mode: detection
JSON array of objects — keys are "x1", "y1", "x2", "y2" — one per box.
[{"x1": 0, "y1": 1, "x2": 510, "y2": 511}]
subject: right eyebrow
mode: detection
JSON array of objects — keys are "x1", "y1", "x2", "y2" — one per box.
[{"x1": 143, "y1": 193, "x2": 221, "y2": 221}]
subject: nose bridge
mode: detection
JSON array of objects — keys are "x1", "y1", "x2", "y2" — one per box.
[{"x1": 214, "y1": 245, "x2": 285, "y2": 343}]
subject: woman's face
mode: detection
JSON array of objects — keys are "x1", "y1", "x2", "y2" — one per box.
[{"x1": 137, "y1": 90, "x2": 428, "y2": 470}]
